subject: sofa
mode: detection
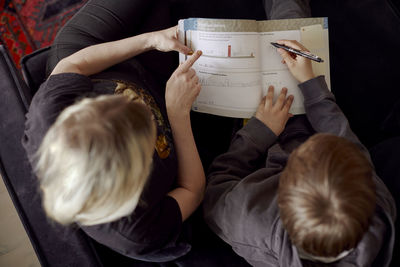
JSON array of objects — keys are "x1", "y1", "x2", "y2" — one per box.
[{"x1": 0, "y1": 0, "x2": 399, "y2": 266}]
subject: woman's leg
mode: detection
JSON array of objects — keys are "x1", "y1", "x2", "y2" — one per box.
[
  {"x1": 263, "y1": 0, "x2": 311, "y2": 19},
  {"x1": 46, "y1": 0, "x2": 168, "y2": 75}
]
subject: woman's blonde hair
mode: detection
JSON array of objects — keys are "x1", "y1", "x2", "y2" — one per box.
[
  {"x1": 35, "y1": 95, "x2": 156, "y2": 226},
  {"x1": 278, "y1": 133, "x2": 376, "y2": 258}
]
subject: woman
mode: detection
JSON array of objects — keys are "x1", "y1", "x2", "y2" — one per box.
[{"x1": 23, "y1": 8, "x2": 205, "y2": 263}]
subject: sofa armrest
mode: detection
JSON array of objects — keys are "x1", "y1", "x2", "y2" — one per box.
[{"x1": 20, "y1": 46, "x2": 51, "y2": 97}]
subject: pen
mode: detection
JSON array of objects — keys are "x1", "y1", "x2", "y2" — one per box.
[{"x1": 270, "y1": 42, "x2": 324, "y2": 63}]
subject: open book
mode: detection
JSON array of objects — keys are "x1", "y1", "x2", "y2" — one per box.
[{"x1": 178, "y1": 17, "x2": 330, "y2": 118}]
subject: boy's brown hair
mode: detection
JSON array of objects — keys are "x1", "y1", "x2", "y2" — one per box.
[{"x1": 278, "y1": 133, "x2": 376, "y2": 257}]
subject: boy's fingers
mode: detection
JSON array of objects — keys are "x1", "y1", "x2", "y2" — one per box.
[
  {"x1": 179, "y1": 50, "x2": 202, "y2": 72},
  {"x1": 276, "y1": 39, "x2": 307, "y2": 51},
  {"x1": 265, "y1": 86, "x2": 274, "y2": 107},
  {"x1": 292, "y1": 40, "x2": 309, "y2": 52},
  {"x1": 277, "y1": 48, "x2": 295, "y2": 66},
  {"x1": 258, "y1": 96, "x2": 267, "y2": 109},
  {"x1": 283, "y1": 95, "x2": 294, "y2": 113},
  {"x1": 276, "y1": 88, "x2": 288, "y2": 109}
]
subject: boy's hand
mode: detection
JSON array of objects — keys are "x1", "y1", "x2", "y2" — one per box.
[
  {"x1": 166, "y1": 50, "x2": 202, "y2": 120},
  {"x1": 150, "y1": 25, "x2": 192, "y2": 55},
  {"x1": 277, "y1": 40, "x2": 315, "y2": 83},
  {"x1": 255, "y1": 86, "x2": 294, "y2": 136}
]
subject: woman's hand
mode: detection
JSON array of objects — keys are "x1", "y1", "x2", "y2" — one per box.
[
  {"x1": 52, "y1": 26, "x2": 192, "y2": 76},
  {"x1": 255, "y1": 86, "x2": 294, "y2": 136},
  {"x1": 276, "y1": 40, "x2": 315, "y2": 83},
  {"x1": 166, "y1": 50, "x2": 205, "y2": 221},
  {"x1": 150, "y1": 25, "x2": 192, "y2": 55},
  {"x1": 166, "y1": 50, "x2": 202, "y2": 121}
]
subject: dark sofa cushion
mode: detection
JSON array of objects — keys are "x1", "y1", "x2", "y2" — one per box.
[
  {"x1": 370, "y1": 137, "x2": 400, "y2": 267},
  {"x1": 311, "y1": 0, "x2": 400, "y2": 147}
]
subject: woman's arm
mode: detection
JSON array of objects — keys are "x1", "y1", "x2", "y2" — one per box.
[
  {"x1": 165, "y1": 51, "x2": 205, "y2": 221},
  {"x1": 51, "y1": 26, "x2": 191, "y2": 76}
]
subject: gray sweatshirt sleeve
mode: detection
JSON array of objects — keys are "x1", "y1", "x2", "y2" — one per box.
[
  {"x1": 299, "y1": 76, "x2": 364, "y2": 148},
  {"x1": 298, "y1": 76, "x2": 396, "y2": 221},
  {"x1": 203, "y1": 117, "x2": 279, "y2": 240},
  {"x1": 205, "y1": 117, "x2": 277, "y2": 189}
]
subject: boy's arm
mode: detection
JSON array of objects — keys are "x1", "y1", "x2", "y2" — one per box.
[
  {"x1": 299, "y1": 76, "x2": 362, "y2": 144},
  {"x1": 164, "y1": 52, "x2": 294, "y2": 222},
  {"x1": 203, "y1": 117, "x2": 277, "y2": 243},
  {"x1": 207, "y1": 117, "x2": 277, "y2": 188},
  {"x1": 279, "y1": 40, "x2": 396, "y2": 221},
  {"x1": 51, "y1": 26, "x2": 191, "y2": 76},
  {"x1": 277, "y1": 40, "x2": 363, "y2": 147},
  {"x1": 207, "y1": 86, "x2": 293, "y2": 186},
  {"x1": 204, "y1": 88, "x2": 293, "y2": 242}
]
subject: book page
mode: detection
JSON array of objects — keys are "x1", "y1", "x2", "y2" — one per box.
[
  {"x1": 258, "y1": 18, "x2": 330, "y2": 115},
  {"x1": 179, "y1": 19, "x2": 262, "y2": 118},
  {"x1": 178, "y1": 18, "x2": 330, "y2": 117},
  {"x1": 300, "y1": 24, "x2": 331, "y2": 89},
  {"x1": 259, "y1": 30, "x2": 304, "y2": 114}
]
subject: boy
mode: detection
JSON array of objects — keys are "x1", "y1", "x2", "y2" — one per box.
[{"x1": 203, "y1": 40, "x2": 396, "y2": 266}]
